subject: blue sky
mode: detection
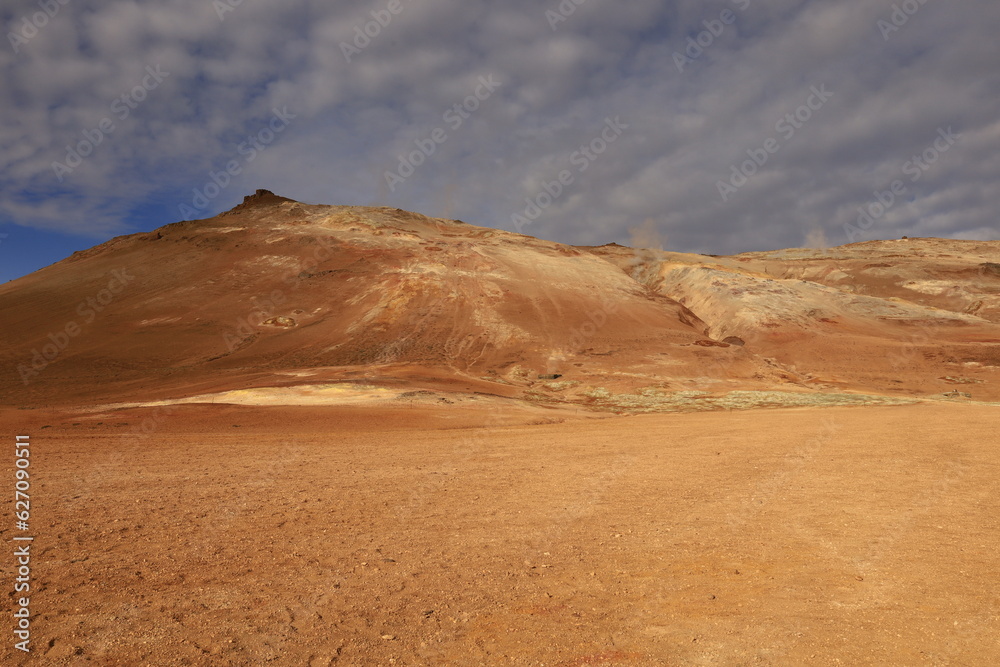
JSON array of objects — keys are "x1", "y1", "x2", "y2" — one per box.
[{"x1": 1, "y1": 0, "x2": 998, "y2": 284}]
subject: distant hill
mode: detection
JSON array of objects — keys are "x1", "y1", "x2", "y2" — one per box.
[{"x1": 2, "y1": 190, "x2": 998, "y2": 408}]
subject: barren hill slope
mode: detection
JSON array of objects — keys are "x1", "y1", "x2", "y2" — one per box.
[
  {"x1": 587, "y1": 239, "x2": 1000, "y2": 402},
  {"x1": 2, "y1": 191, "x2": 998, "y2": 408}
]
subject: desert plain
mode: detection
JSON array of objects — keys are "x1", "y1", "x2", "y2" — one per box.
[{"x1": 2, "y1": 192, "x2": 998, "y2": 665}]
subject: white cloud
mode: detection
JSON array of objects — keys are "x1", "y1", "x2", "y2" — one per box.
[{"x1": 0, "y1": 0, "x2": 997, "y2": 253}]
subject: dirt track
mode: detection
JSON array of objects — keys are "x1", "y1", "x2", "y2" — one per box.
[{"x1": 2, "y1": 402, "x2": 997, "y2": 665}]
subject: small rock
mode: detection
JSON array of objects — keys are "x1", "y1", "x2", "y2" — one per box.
[{"x1": 262, "y1": 316, "x2": 296, "y2": 328}]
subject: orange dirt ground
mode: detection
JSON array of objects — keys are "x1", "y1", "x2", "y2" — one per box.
[
  {"x1": 2, "y1": 401, "x2": 997, "y2": 665},
  {"x1": 2, "y1": 195, "x2": 997, "y2": 664}
]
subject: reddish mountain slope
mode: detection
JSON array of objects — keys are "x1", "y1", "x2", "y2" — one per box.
[{"x1": 2, "y1": 191, "x2": 998, "y2": 408}]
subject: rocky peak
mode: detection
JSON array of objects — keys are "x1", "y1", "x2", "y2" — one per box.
[{"x1": 223, "y1": 189, "x2": 296, "y2": 215}]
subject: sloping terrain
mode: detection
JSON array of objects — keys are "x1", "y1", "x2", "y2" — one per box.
[
  {"x1": 586, "y1": 239, "x2": 1000, "y2": 403},
  {"x1": 1, "y1": 193, "x2": 998, "y2": 666},
  {"x1": 1, "y1": 190, "x2": 998, "y2": 409}
]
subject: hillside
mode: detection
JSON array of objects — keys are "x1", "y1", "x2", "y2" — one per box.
[{"x1": 2, "y1": 191, "x2": 998, "y2": 409}]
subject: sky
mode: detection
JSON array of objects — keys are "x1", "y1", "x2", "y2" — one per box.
[{"x1": 1, "y1": 0, "x2": 998, "y2": 283}]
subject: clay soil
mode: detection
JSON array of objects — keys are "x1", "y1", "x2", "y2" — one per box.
[{"x1": 2, "y1": 401, "x2": 998, "y2": 665}]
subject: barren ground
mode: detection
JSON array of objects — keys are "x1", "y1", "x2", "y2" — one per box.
[{"x1": 2, "y1": 402, "x2": 998, "y2": 665}]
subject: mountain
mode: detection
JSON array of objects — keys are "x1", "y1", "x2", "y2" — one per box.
[{"x1": 2, "y1": 190, "x2": 998, "y2": 409}]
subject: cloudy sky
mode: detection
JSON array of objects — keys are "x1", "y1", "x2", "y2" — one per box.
[{"x1": 1, "y1": 0, "x2": 998, "y2": 282}]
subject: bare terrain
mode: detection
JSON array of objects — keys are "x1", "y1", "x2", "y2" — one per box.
[
  {"x1": 1, "y1": 402, "x2": 998, "y2": 665},
  {"x1": 1, "y1": 192, "x2": 998, "y2": 664},
  {"x1": 2, "y1": 190, "x2": 999, "y2": 407}
]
